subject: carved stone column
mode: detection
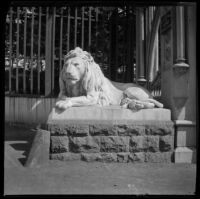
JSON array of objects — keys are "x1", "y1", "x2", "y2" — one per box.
[
  {"x1": 160, "y1": 6, "x2": 196, "y2": 163},
  {"x1": 173, "y1": 6, "x2": 189, "y2": 69},
  {"x1": 136, "y1": 8, "x2": 146, "y2": 86},
  {"x1": 172, "y1": 6, "x2": 189, "y2": 120},
  {"x1": 172, "y1": 6, "x2": 196, "y2": 163},
  {"x1": 160, "y1": 6, "x2": 190, "y2": 120}
]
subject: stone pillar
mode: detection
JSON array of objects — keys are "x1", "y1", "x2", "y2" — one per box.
[
  {"x1": 173, "y1": 5, "x2": 196, "y2": 163},
  {"x1": 160, "y1": 6, "x2": 196, "y2": 163},
  {"x1": 136, "y1": 8, "x2": 146, "y2": 86},
  {"x1": 172, "y1": 6, "x2": 189, "y2": 120}
]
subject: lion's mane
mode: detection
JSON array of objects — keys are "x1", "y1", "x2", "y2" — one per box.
[{"x1": 60, "y1": 47, "x2": 113, "y2": 106}]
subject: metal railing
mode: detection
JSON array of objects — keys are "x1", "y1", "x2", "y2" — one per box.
[
  {"x1": 5, "y1": 6, "x2": 161, "y2": 97},
  {"x1": 5, "y1": 6, "x2": 112, "y2": 97}
]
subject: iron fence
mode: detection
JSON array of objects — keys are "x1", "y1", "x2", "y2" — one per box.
[
  {"x1": 5, "y1": 6, "x2": 114, "y2": 96},
  {"x1": 5, "y1": 6, "x2": 160, "y2": 97}
]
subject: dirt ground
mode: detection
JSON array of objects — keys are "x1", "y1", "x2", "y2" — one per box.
[{"x1": 4, "y1": 123, "x2": 197, "y2": 195}]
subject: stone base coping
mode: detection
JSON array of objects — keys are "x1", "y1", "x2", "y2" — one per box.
[
  {"x1": 174, "y1": 120, "x2": 196, "y2": 127},
  {"x1": 48, "y1": 107, "x2": 171, "y2": 123}
]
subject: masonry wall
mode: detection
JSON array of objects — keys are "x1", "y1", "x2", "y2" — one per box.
[{"x1": 48, "y1": 121, "x2": 175, "y2": 163}]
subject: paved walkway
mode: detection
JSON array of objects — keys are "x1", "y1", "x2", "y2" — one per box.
[{"x1": 4, "y1": 124, "x2": 197, "y2": 195}]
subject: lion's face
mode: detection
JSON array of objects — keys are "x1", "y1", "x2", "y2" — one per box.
[{"x1": 63, "y1": 57, "x2": 86, "y2": 85}]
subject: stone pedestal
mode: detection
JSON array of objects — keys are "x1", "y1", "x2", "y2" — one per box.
[
  {"x1": 174, "y1": 120, "x2": 196, "y2": 163},
  {"x1": 47, "y1": 106, "x2": 174, "y2": 163},
  {"x1": 160, "y1": 6, "x2": 196, "y2": 163}
]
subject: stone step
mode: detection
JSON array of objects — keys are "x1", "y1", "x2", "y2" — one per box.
[{"x1": 47, "y1": 107, "x2": 174, "y2": 163}]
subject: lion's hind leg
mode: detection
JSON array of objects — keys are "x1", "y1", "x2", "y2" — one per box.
[
  {"x1": 145, "y1": 98, "x2": 163, "y2": 108},
  {"x1": 128, "y1": 99, "x2": 155, "y2": 110}
]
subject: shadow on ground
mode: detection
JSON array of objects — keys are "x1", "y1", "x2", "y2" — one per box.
[{"x1": 5, "y1": 124, "x2": 37, "y2": 166}]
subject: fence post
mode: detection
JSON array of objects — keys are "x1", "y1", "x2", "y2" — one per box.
[
  {"x1": 136, "y1": 7, "x2": 146, "y2": 86},
  {"x1": 45, "y1": 7, "x2": 53, "y2": 96}
]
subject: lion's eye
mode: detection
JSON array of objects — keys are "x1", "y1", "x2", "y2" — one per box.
[{"x1": 74, "y1": 63, "x2": 79, "y2": 67}]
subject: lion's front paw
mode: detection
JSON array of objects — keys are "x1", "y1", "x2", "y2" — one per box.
[
  {"x1": 120, "y1": 97, "x2": 132, "y2": 108},
  {"x1": 56, "y1": 100, "x2": 73, "y2": 109}
]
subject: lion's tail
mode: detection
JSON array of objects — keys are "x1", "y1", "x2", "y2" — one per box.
[{"x1": 146, "y1": 98, "x2": 164, "y2": 108}]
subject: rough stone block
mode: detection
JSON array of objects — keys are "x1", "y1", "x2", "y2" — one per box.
[
  {"x1": 50, "y1": 136, "x2": 69, "y2": 153},
  {"x1": 144, "y1": 136, "x2": 159, "y2": 152},
  {"x1": 127, "y1": 125, "x2": 146, "y2": 136},
  {"x1": 66, "y1": 124, "x2": 89, "y2": 136},
  {"x1": 115, "y1": 125, "x2": 146, "y2": 136},
  {"x1": 145, "y1": 152, "x2": 173, "y2": 163},
  {"x1": 81, "y1": 153, "x2": 102, "y2": 162},
  {"x1": 69, "y1": 136, "x2": 100, "y2": 153},
  {"x1": 144, "y1": 122, "x2": 174, "y2": 136},
  {"x1": 117, "y1": 152, "x2": 130, "y2": 163},
  {"x1": 112, "y1": 125, "x2": 127, "y2": 135},
  {"x1": 99, "y1": 136, "x2": 129, "y2": 152},
  {"x1": 89, "y1": 124, "x2": 117, "y2": 136},
  {"x1": 49, "y1": 124, "x2": 89, "y2": 136},
  {"x1": 50, "y1": 152, "x2": 81, "y2": 161},
  {"x1": 129, "y1": 136, "x2": 145, "y2": 152},
  {"x1": 49, "y1": 124, "x2": 68, "y2": 135},
  {"x1": 159, "y1": 135, "x2": 174, "y2": 152},
  {"x1": 97, "y1": 153, "x2": 117, "y2": 162},
  {"x1": 128, "y1": 152, "x2": 145, "y2": 163}
]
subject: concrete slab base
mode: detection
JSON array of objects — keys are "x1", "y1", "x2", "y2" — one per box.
[
  {"x1": 25, "y1": 129, "x2": 50, "y2": 168},
  {"x1": 174, "y1": 147, "x2": 196, "y2": 163},
  {"x1": 49, "y1": 107, "x2": 171, "y2": 122}
]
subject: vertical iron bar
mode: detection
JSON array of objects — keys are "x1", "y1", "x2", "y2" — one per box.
[
  {"x1": 59, "y1": 7, "x2": 63, "y2": 72},
  {"x1": 114, "y1": 12, "x2": 119, "y2": 81},
  {"x1": 52, "y1": 7, "x2": 56, "y2": 95},
  {"x1": 45, "y1": 7, "x2": 49, "y2": 95},
  {"x1": 23, "y1": 7, "x2": 27, "y2": 93},
  {"x1": 95, "y1": 7, "x2": 98, "y2": 56},
  {"x1": 16, "y1": 7, "x2": 20, "y2": 93},
  {"x1": 125, "y1": 7, "x2": 133, "y2": 83},
  {"x1": 67, "y1": 7, "x2": 70, "y2": 52},
  {"x1": 9, "y1": 7, "x2": 13, "y2": 93},
  {"x1": 30, "y1": 7, "x2": 34, "y2": 94},
  {"x1": 37, "y1": 7, "x2": 41, "y2": 94},
  {"x1": 88, "y1": 7, "x2": 91, "y2": 50},
  {"x1": 144, "y1": 8, "x2": 148, "y2": 87},
  {"x1": 122, "y1": 8, "x2": 127, "y2": 82},
  {"x1": 81, "y1": 7, "x2": 84, "y2": 49},
  {"x1": 45, "y1": 7, "x2": 52, "y2": 96},
  {"x1": 74, "y1": 7, "x2": 77, "y2": 48}
]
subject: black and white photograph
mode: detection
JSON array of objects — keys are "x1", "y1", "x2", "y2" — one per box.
[{"x1": 4, "y1": 0, "x2": 197, "y2": 196}]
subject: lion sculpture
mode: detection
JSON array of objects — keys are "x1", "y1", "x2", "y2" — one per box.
[{"x1": 56, "y1": 47, "x2": 163, "y2": 110}]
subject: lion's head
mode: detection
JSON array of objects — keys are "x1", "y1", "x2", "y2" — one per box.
[
  {"x1": 62, "y1": 55, "x2": 86, "y2": 86},
  {"x1": 60, "y1": 47, "x2": 111, "y2": 104}
]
